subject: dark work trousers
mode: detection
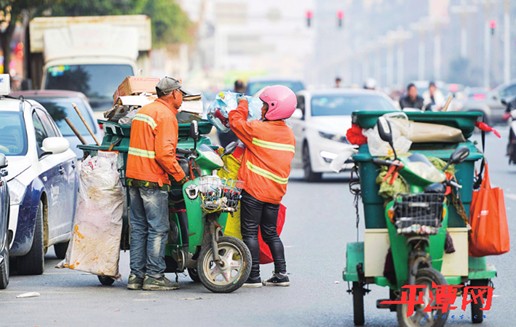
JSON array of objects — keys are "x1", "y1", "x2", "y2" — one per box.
[{"x1": 240, "y1": 190, "x2": 286, "y2": 279}]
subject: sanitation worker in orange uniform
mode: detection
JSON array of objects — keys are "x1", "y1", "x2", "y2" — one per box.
[
  {"x1": 229, "y1": 85, "x2": 297, "y2": 287},
  {"x1": 125, "y1": 77, "x2": 189, "y2": 291}
]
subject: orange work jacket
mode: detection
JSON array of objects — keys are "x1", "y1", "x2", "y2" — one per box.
[
  {"x1": 229, "y1": 100, "x2": 295, "y2": 204},
  {"x1": 126, "y1": 98, "x2": 186, "y2": 186}
]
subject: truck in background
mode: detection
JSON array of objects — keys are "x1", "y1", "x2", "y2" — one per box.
[{"x1": 27, "y1": 15, "x2": 152, "y2": 117}]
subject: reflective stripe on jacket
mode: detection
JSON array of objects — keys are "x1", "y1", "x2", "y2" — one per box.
[
  {"x1": 126, "y1": 98, "x2": 186, "y2": 185},
  {"x1": 229, "y1": 100, "x2": 295, "y2": 204}
]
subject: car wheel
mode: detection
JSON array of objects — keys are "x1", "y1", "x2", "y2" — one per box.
[
  {"x1": 17, "y1": 200, "x2": 44, "y2": 275},
  {"x1": 54, "y1": 241, "x2": 69, "y2": 260},
  {"x1": 302, "y1": 144, "x2": 322, "y2": 182},
  {"x1": 0, "y1": 231, "x2": 9, "y2": 289}
]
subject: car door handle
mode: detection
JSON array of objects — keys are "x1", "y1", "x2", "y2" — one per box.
[{"x1": 59, "y1": 166, "x2": 65, "y2": 175}]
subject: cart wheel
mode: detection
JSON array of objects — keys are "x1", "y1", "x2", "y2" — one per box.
[
  {"x1": 197, "y1": 236, "x2": 251, "y2": 293},
  {"x1": 352, "y1": 282, "x2": 365, "y2": 326},
  {"x1": 187, "y1": 268, "x2": 201, "y2": 283},
  {"x1": 98, "y1": 276, "x2": 115, "y2": 286},
  {"x1": 397, "y1": 268, "x2": 448, "y2": 327},
  {"x1": 469, "y1": 279, "x2": 489, "y2": 324}
]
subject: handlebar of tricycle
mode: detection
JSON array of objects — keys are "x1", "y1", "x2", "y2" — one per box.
[
  {"x1": 177, "y1": 148, "x2": 195, "y2": 156},
  {"x1": 372, "y1": 158, "x2": 403, "y2": 167}
]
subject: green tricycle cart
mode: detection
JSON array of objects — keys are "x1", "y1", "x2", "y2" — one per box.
[
  {"x1": 343, "y1": 111, "x2": 497, "y2": 326},
  {"x1": 79, "y1": 119, "x2": 251, "y2": 293}
]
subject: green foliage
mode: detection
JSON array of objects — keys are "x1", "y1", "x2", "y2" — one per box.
[{"x1": 46, "y1": 0, "x2": 192, "y2": 45}]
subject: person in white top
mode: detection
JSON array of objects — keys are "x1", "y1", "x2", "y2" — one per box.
[{"x1": 423, "y1": 81, "x2": 446, "y2": 111}]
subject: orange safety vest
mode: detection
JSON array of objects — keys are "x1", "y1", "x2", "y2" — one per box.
[
  {"x1": 126, "y1": 99, "x2": 186, "y2": 186},
  {"x1": 229, "y1": 101, "x2": 295, "y2": 204}
]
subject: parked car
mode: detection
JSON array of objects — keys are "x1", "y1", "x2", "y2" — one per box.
[
  {"x1": 458, "y1": 81, "x2": 516, "y2": 125},
  {"x1": 0, "y1": 154, "x2": 9, "y2": 288},
  {"x1": 289, "y1": 89, "x2": 398, "y2": 182},
  {"x1": 246, "y1": 77, "x2": 306, "y2": 96},
  {"x1": 10, "y1": 90, "x2": 103, "y2": 159},
  {"x1": 0, "y1": 96, "x2": 78, "y2": 275}
]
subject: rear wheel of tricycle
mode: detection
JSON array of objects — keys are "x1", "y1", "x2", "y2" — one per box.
[
  {"x1": 352, "y1": 282, "x2": 365, "y2": 326},
  {"x1": 187, "y1": 268, "x2": 201, "y2": 283},
  {"x1": 469, "y1": 279, "x2": 489, "y2": 323},
  {"x1": 98, "y1": 276, "x2": 115, "y2": 286},
  {"x1": 197, "y1": 236, "x2": 251, "y2": 293},
  {"x1": 397, "y1": 267, "x2": 448, "y2": 327}
]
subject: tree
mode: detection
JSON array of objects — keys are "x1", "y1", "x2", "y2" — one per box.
[{"x1": 0, "y1": 0, "x2": 47, "y2": 74}]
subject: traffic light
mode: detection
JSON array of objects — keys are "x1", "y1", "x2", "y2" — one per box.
[
  {"x1": 305, "y1": 10, "x2": 313, "y2": 28},
  {"x1": 337, "y1": 10, "x2": 344, "y2": 28},
  {"x1": 490, "y1": 20, "x2": 496, "y2": 35}
]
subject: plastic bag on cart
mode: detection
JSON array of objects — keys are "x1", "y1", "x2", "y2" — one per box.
[
  {"x1": 207, "y1": 91, "x2": 263, "y2": 133},
  {"x1": 57, "y1": 151, "x2": 124, "y2": 278},
  {"x1": 363, "y1": 112, "x2": 412, "y2": 156}
]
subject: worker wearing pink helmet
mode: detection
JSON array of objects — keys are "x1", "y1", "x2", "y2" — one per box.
[{"x1": 229, "y1": 85, "x2": 297, "y2": 287}]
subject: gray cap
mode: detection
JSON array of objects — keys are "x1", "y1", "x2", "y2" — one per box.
[{"x1": 156, "y1": 76, "x2": 189, "y2": 96}]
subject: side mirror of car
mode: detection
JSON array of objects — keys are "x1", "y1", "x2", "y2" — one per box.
[
  {"x1": 291, "y1": 108, "x2": 303, "y2": 120},
  {"x1": 41, "y1": 137, "x2": 70, "y2": 156},
  {"x1": 0, "y1": 153, "x2": 7, "y2": 169},
  {"x1": 501, "y1": 98, "x2": 508, "y2": 106}
]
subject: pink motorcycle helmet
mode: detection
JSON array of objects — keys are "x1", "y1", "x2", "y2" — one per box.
[{"x1": 258, "y1": 85, "x2": 297, "y2": 120}]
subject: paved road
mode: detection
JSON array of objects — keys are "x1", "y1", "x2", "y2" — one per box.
[{"x1": 0, "y1": 129, "x2": 514, "y2": 327}]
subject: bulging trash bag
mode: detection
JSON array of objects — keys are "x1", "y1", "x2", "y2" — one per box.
[
  {"x1": 57, "y1": 151, "x2": 124, "y2": 278},
  {"x1": 207, "y1": 91, "x2": 263, "y2": 133},
  {"x1": 363, "y1": 112, "x2": 412, "y2": 157}
]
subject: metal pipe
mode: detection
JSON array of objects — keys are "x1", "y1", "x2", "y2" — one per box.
[{"x1": 504, "y1": 0, "x2": 511, "y2": 83}]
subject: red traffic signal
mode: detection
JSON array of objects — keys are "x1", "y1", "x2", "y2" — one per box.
[
  {"x1": 490, "y1": 19, "x2": 496, "y2": 35},
  {"x1": 306, "y1": 10, "x2": 313, "y2": 28},
  {"x1": 337, "y1": 10, "x2": 344, "y2": 28}
]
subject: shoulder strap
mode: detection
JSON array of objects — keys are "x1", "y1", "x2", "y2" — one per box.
[{"x1": 473, "y1": 129, "x2": 486, "y2": 190}]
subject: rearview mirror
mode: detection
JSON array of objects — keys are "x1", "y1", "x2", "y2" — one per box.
[
  {"x1": 291, "y1": 109, "x2": 303, "y2": 120},
  {"x1": 190, "y1": 120, "x2": 199, "y2": 141},
  {"x1": 42, "y1": 137, "x2": 70, "y2": 155},
  {"x1": 376, "y1": 117, "x2": 397, "y2": 159},
  {"x1": 0, "y1": 153, "x2": 7, "y2": 169},
  {"x1": 448, "y1": 146, "x2": 470, "y2": 165}
]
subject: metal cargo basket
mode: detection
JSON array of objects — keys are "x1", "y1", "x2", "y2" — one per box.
[
  {"x1": 197, "y1": 176, "x2": 244, "y2": 213},
  {"x1": 393, "y1": 193, "x2": 445, "y2": 235}
]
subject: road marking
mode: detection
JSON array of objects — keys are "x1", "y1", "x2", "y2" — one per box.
[{"x1": 506, "y1": 193, "x2": 516, "y2": 201}]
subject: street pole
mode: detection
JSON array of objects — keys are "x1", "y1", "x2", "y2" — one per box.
[
  {"x1": 387, "y1": 44, "x2": 394, "y2": 87},
  {"x1": 397, "y1": 43, "x2": 403, "y2": 88},
  {"x1": 504, "y1": 0, "x2": 511, "y2": 83},
  {"x1": 434, "y1": 30, "x2": 441, "y2": 81},
  {"x1": 484, "y1": 0, "x2": 491, "y2": 89},
  {"x1": 459, "y1": 0, "x2": 468, "y2": 58},
  {"x1": 418, "y1": 36, "x2": 425, "y2": 80}
]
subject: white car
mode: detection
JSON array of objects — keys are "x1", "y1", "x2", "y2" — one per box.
[
  {"x1": 0, "y1": 96, "x2": 78, "y2": 275},
  {"x1": 288, "y1": 89, "x2": 398, "y2": 182}
]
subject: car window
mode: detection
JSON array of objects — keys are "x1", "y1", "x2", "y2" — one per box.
[
  {"x1": 500, "y1": 84, "x2": 516, "y2": 98},
  {"x1": 35, "y1": 97, "x2": 95, "y2": 136},
  {"x1": 247, "y1": 80, "x2": 305, "y2": 96},
  {"x1": 32, "y1": 111, "x2": 48, "y2": 148},
  {"x1": 35, "y1": 108, "x2": 59, "y2": 137},
  {"x1": 311, "y1": 94, "x2": 397, "y2": 116},
  {"x1": 0, "y1": 111, "x2": 28, "y2": 156}
]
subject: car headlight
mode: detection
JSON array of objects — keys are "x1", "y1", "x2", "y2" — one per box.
[
  {"x1": 8, "y1": 178, "x2": 26, "y2": 205},
  {"x1": 318, "y1": 131, "x2": 348, "y2": 143}
]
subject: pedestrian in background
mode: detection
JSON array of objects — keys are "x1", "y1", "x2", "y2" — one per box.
[
  {"x1": 423, "y1": 81, "x2": 446, "y2": 111},
  {"x1": 125, "y1": 76, "x2": 189, "y2": 291},
  {"x1": 399, "y1": 83, "x2": 424, "y2": 110},
  {"x1": 229, "y1": 85, "x2": 296, "y2": 288},
  {"x1": 218, "y1": 79, "x2": 246, "y2": 148},
  {"x1": 335, "y1": 76, "x2": 342, "y2": 88}
]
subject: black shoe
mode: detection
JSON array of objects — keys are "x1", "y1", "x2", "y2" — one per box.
[
  {"x1": 264, "y1": 272, "x2": 290, "y2": 287},
  {"x1": 243, "y1": 276, "x2": 263, "y2": 288}
]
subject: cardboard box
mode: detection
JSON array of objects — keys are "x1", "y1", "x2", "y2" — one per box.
[{"x1": 113, "y1": 76, "x2": 159, "y2": 102}]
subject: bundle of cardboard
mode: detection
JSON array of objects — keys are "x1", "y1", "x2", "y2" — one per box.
[{"x1": 104, "y1": 76, "x2": 204, "y2": 124}]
